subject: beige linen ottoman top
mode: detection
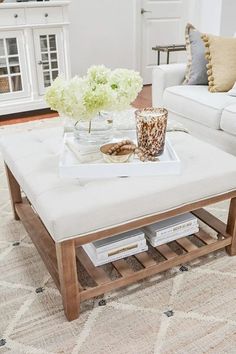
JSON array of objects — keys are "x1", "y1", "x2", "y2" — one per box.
[{"x1": 1, "y1": 128, "x2": 236, "y2": 242}]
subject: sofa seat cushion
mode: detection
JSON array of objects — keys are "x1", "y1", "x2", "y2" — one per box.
[
  {"x1": 220, "y1": 104, "x2": 236, "y2": 136},
  {"x1": 1, "y1": 128, "x2": 236, "y2": 242},
  {"x1": 164, "y1": 85, "x2": 236, "y2": 129}
]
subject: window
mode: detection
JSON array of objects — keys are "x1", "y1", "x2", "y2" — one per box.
[
  {"x1": 0, "y1": 37, "x2": 23, "y2": 94},
  {"x1": 39, "y1": 34, "x2": 59, "y2": 88}
]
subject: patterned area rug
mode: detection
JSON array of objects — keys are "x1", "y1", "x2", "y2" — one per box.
[{"x1": 0, "y1": 119, "x2": 236, "y2": 354}]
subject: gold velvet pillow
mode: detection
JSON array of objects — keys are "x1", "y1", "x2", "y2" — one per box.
[{"x1": 202, "y1": 34, "x2": 236, "y2": 92}]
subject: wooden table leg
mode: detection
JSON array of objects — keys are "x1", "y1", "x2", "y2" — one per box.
[
  {"x1": 56, "y1": 240, "x2": 80, "y2": 321},
  {"x1": 4, "y1": 163, "x2": 22, "y2": 220},
  {"x1": 226, "y1": 198, "x2": 236, "y2": 256}
]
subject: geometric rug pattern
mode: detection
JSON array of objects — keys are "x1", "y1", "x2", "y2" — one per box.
[{"x1": 0, "y1": 119, "x2": 236, "y2": 353}]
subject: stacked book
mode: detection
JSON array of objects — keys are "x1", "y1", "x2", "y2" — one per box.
[
  {"x1": 83, "y1": 229, "x2": 148, "y2": 266},
  {"x1": 143, "y1": 213, "x2": 199, "y2": 247},
  {"x1": 65, "y1": 136, "x2": 101, "y2": 163}
]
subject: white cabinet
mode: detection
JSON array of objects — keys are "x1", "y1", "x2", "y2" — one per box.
[{"x1": 0, "y1": 1, "x2": 71, "y2": 115}]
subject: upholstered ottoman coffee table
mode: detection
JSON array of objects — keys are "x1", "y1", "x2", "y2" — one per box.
[{"x1": 1, "y1": 128, "x2": 236, "y2": 321}]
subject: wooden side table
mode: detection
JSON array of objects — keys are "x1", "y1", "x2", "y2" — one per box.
[{"x1": 152, "y1": 44, "x2": 186, "y2": 65}]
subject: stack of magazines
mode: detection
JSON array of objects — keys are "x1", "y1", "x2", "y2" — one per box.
[
  {"x1": 83, "y1": 229, "x2": 148, "y2": 266},
  {"x1": 65, "y1": 136, "x2": 101, "y2": 163},
  {"x1": 143, "y1": 213, "x2": 199, "y2": 247}
]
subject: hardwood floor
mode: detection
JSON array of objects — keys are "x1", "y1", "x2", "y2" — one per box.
[
  {"x1": 0, "y1": 110, "x2": 58, "y2": 127},
  {"x1": 0, "y1": 85, "x2": 152, "y2": 126},
  {"x1": 133, "y1": 85, "x2": 152, "y2": 109}
]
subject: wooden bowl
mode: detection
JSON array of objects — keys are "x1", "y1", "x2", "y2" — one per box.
[{"x1": 100, "y1": 143, "x2": 134, "y2": 163}]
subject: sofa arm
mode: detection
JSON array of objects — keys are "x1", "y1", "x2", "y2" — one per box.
[{"x1": 152, "y1": 63, "x2": 186, "y2": 107}]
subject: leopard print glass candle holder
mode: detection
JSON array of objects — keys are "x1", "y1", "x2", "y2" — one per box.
[{"x1": 135, "y1": 108, "x2": 168, "y2": 158}]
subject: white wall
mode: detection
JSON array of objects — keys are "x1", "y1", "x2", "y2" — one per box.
[
  {"x1": 182, "y1": 0, "x2": 201, "y2": 29},
  {"x1": 198, "y1": 0, "x2": 222, "y2": 34},
  {"x1": 220, "y1": 0, "x2": 236, "y2": 36},
  {"x1": 194, "y1": 0, "x2": 236, "y2": 36},
  {"x1": 68, "y1": 0, "x2": 138, "y2": 76},
  {"x1": 68, "y1": 0, "x2": 236, "y2": 77}
]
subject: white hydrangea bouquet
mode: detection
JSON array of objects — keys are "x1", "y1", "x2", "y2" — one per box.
[{"x1": 45, "y1": 65, "x2": 143, "y2": 122}]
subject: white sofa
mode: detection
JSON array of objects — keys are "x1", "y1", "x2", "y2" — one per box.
[{"x1": 152, "y1": 63, "x2": 236, "y2": 155}]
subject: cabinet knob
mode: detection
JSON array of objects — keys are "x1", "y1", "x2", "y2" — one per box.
[
  {"x1": 14, "y1": 14, "x2": 18, "y2": 18},
  {"x1": 44, "y1": 13, "x2": 49, "y2": 18}
]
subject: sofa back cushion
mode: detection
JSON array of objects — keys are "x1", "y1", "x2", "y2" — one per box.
[
  {"x1": 163, "y1": 85, "x2": 236, "y2": 130},
  {"x1": 221, "y1": 104, "x2": 236, "y2": 136}
]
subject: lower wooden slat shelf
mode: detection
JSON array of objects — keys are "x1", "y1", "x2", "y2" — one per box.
[
  {"x1": 79, "y1": 235, "x2": 231, "y2": 301},
  {"x1": 77, "y1": 222, "x2": 232, "y2": 302},
  {"x1": 14, "y1": 197, "x2": 234, "y2": 306}
]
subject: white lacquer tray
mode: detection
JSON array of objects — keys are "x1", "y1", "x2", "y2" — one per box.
[{"x1": 59, "y1": 133, "x2": 181, "y2": 179}]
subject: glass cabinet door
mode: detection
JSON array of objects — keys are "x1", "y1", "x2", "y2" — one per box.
[
  {"x1": 34, "y1": 28, "x2": 64, "y2": 95},
  {"x1": 0, "y1": 32, "x2": 29, "y2": 100}
]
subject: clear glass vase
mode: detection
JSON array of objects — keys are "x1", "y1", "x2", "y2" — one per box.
[
  {"x1": 74, "y1": 112, "x2": 113, "y2": 146},
  {"x1": 59, "y1": 114, "x2": 75, "y2": 133}
]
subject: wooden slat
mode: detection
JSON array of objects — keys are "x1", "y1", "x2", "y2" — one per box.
[
  {"x1": 76, "y1": 247, "x2": 110, "y2": 285},
  {"x1": 195, "y1": 230, "x2": 215, "y2": 245},
  {"x1": 112, "y1": 259, "x2": 134, "y2": 277},
  {"x1": 80, "y1": 236, "x2": 232, "y2": 301},
  {"x1": 176, "y1": 237, "x2": 198, "y2": 252},
  {"x1": 135, "y1": 252, "x2": 157, "y2": 268},
  {"x1": 15, "y1": 199, "x2": 60, "y2": 290},
  {"x1": 156, "y1": 244, "x2": 177, "y2": 260},
  {"x1": 192, "y1": 209, "x2": 229, "y2": 237},
  {"x1": 75, "y1": 191, "x2": 236, "y2": 247}
]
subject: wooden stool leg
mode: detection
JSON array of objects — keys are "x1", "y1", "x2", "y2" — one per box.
[
  {"x1": 56, "y1": 240, "x2": 80, "y2": 321},
  {"x1": 226, "y1": 198, "x2": 236, "y2": 256},
  {"x1": 4, "y1": 163, "x2": 22, "y2": 220}
]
